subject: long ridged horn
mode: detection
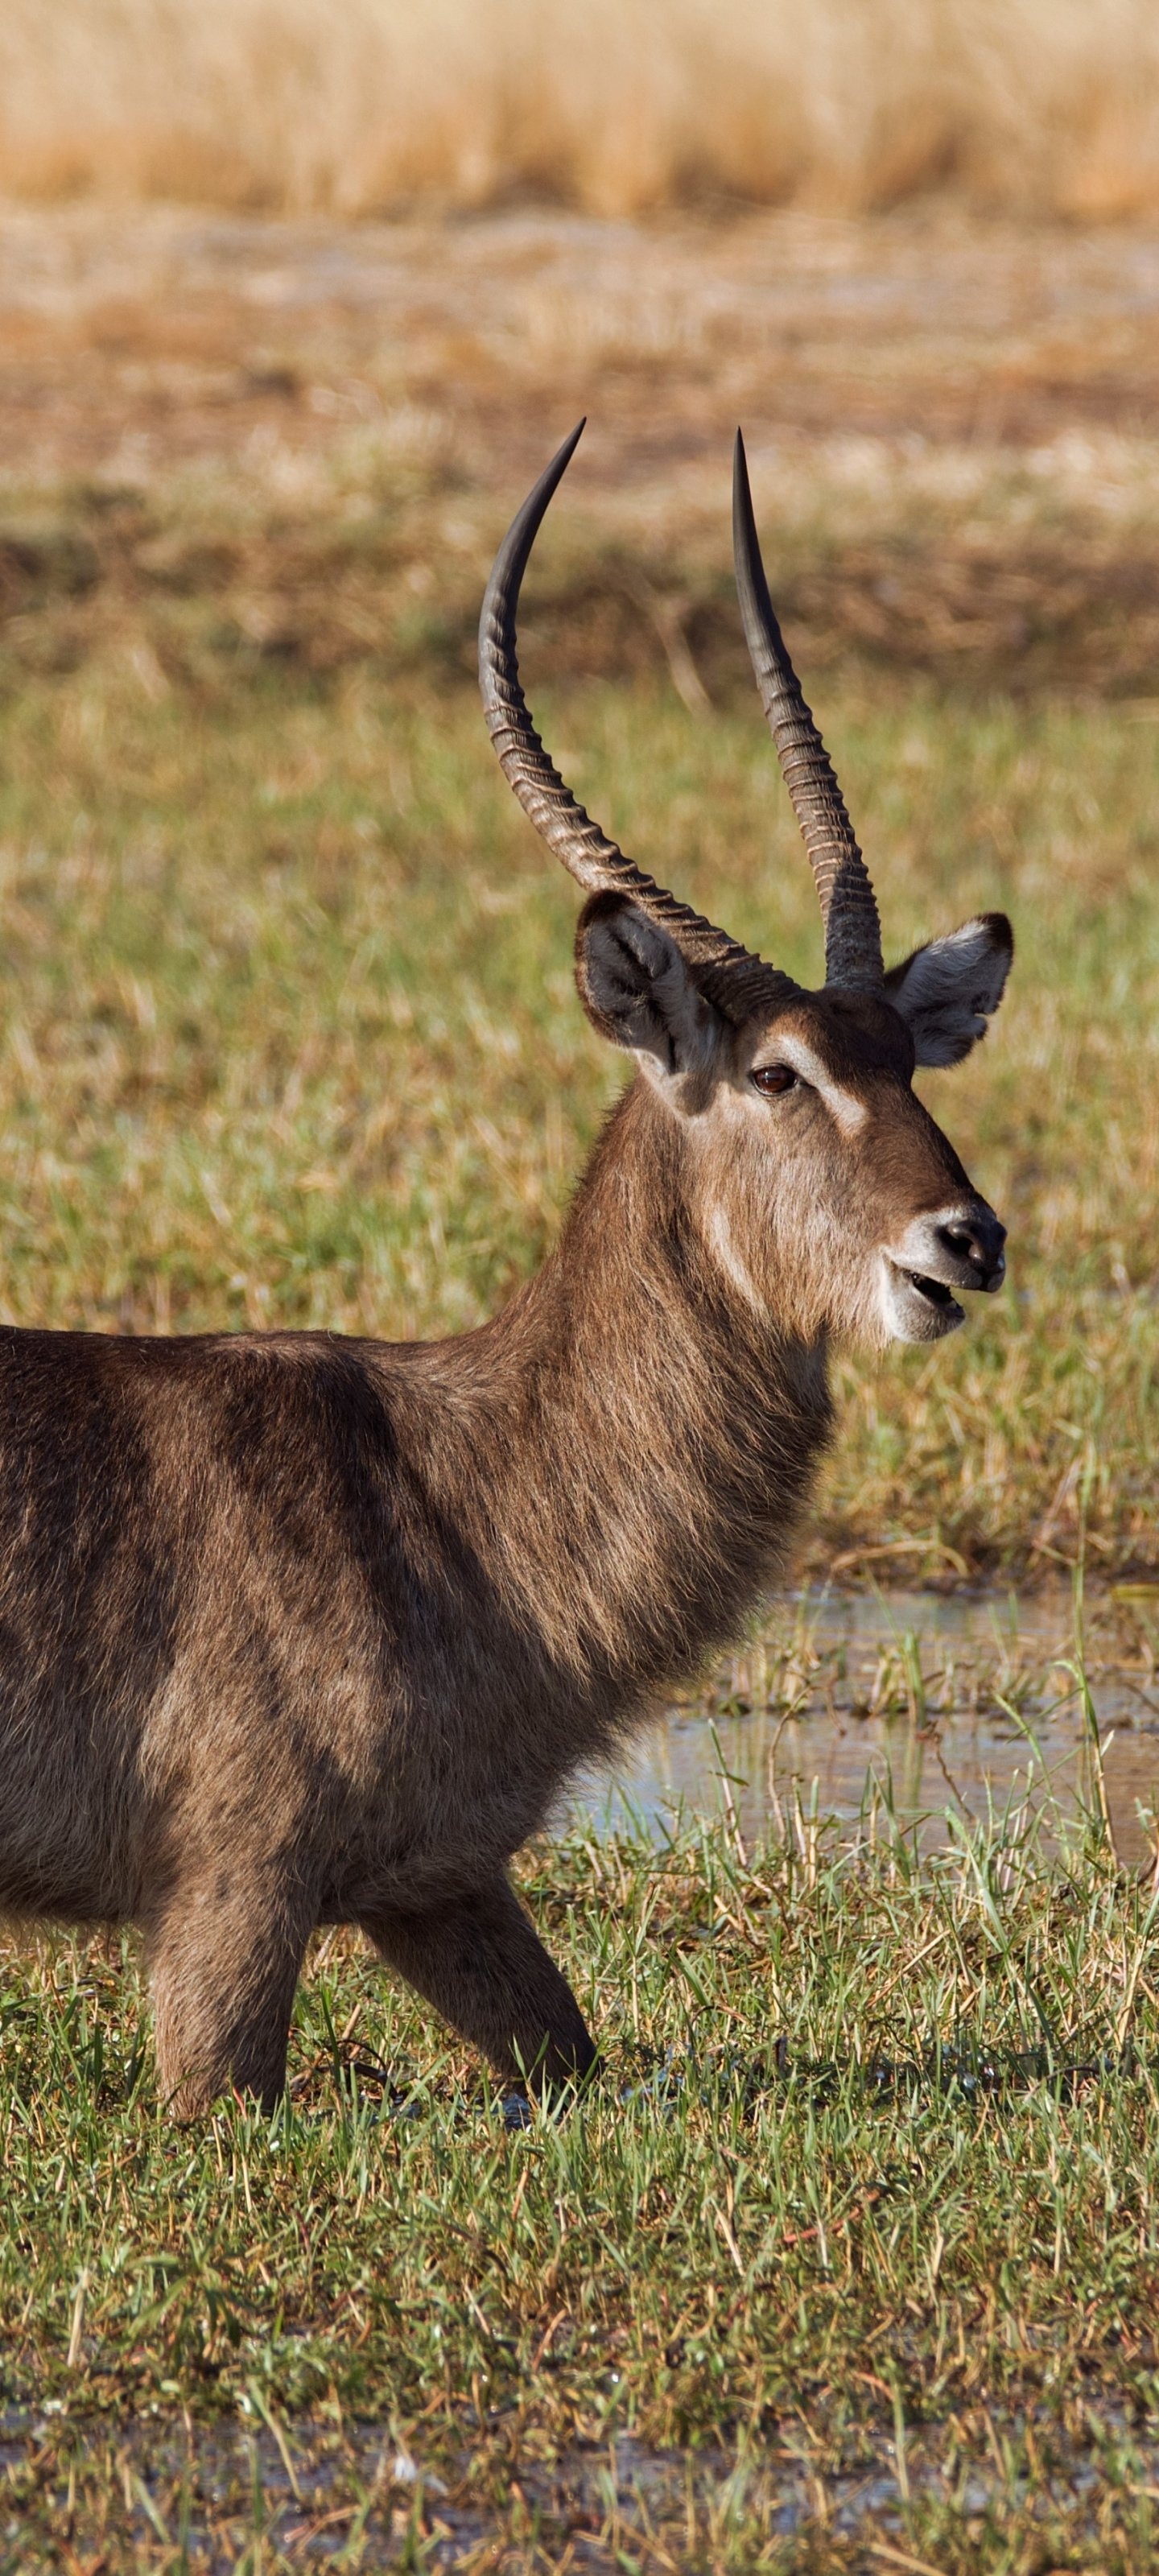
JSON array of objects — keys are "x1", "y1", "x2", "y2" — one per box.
[
  {"x1": 732, "y1": 429, "x2": 884, "y2": 993},
  {"x1": 480, "y1": 423, "x2": 798, "y2": 1025}
]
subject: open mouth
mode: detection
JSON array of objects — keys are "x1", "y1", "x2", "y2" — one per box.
[
  {"x1": 905, "y1": 1269, "x2": 959, "y2": 1312},
  {"x1": 886, "y1": 1259, "x2": 965, "y2": 1327}
]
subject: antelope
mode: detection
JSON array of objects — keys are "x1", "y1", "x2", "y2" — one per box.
[{"x1": 0, "y1": 426, "x2": 1011, "y2": 2117}]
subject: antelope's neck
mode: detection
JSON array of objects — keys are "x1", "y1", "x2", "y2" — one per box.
[{"x1": 450, "y1": 1080, "x2": 833, "y2": 1703}]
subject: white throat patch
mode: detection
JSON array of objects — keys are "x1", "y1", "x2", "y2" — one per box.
[{"x1": 703, "y1": 1202, "x2": 766, "y2": 1319}]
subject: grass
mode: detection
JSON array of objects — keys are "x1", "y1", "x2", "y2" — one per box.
[
  {"x1": 2, "y1": 609, "x2": 1157, "y2": 2571},
  {"x1": 2, "y1": 0, "x2": 1159, "y2": 218},
  {"x1": 1, "y1": 200, "x2": 1158, "y2": 2563},
  {"x1": 0, "y1": 624, "x2": 1156, "y2": 1571},
  {"x1": 6, "y1": 442, "x2": 1159, "y2": 702},
  {"x1": 1, "y1": 1781, "x2": 1157, "y2": 2570}
]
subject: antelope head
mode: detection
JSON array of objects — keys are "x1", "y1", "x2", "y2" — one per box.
[{"x1": 480, "y1": 425, "x2": 1011, "y2": 1352}]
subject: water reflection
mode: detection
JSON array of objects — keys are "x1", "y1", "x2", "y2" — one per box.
[{"x1": 569, "y1": 1587, "x2": 1159, "y2": 1867}]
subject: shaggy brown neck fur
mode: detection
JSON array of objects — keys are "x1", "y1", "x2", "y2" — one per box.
[{"x1": 403, "y1": 1075, "x2": 832, "y2": 1731}]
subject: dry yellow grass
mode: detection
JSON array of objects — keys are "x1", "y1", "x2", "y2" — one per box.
[{"x1": 2, "y1": 0, "x2": 1159, "y2": 221}]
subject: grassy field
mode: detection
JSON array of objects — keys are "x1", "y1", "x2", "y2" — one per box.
[
  {"x1": 1, "y1": 484, "x2": 1158, "y2": 2568},
  {"x1": 2, "y1": 200, "x2": 1159, "y2": 2565},
  {"x1": 0, "y1": 617, "x2": 1156, "y2": 1573},
  {"x1": 2, "y1": 0, "x2": 1159, "y2": 218},
  {"x1": 2, "y1": 1786, "x2": 1157, "y2": 2570}
]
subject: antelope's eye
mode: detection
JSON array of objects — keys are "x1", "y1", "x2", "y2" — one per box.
[{"x1": 751, "y1": 1063, "x2": 798, "y2": 1096}]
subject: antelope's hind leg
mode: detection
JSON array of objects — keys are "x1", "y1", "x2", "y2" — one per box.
[
  {"x1": 365, "y1": 1875, "x2": 596, "y2": 2092},
  {"x1": 146, "y1": 1866, "x2": 316, "y2": 2120}
]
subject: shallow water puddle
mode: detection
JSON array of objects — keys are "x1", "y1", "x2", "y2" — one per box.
[
  {"x1": 9, "y1": 2410, "x2": 1154, "y2": 2567},
  {"x1": 569, "y1": 1586, "x2": 1159, "y2": 1867}
]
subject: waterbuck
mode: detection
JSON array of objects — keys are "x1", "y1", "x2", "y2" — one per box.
[{"x1": 0, "y1": 426, "x2": 1011, "y2": 2116}]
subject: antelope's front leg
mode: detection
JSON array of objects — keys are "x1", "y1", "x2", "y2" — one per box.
[
  {"x1": 146, "y1": 1860, "x2": 316, "y2": 2120},
  {"x1": 363, "y1": 1873, "x2": 596, "y2": 2092}
]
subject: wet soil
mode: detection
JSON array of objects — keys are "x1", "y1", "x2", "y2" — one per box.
[{"x1": 6, "y1": 2405, "x2": 1154, "y2": 2569}]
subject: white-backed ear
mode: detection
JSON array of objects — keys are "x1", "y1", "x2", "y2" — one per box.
[
  {"x1": 575, "y1": 894, "x2": 726, "y2": 1093},
  {"x1": 885, "y1": 911, "x2": 1013, "y2": 1068}
]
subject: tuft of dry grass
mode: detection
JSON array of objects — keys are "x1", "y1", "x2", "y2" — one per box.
[{"x1": 2, "y1": 0, "x2": 1159, "y2": 221}]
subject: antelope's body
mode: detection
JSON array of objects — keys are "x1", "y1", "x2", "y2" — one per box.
[{"x1": 0, "y1": 430, "x2": 1012, "y2": 2113}]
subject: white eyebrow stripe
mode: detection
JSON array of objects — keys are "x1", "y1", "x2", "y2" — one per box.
[{"x1": 760, "y1": 1037, "x2": 868, "y2": 1134}]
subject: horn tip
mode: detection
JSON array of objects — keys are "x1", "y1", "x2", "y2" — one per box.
[
  {"x1": 732, "y1": 427, "x2": 754, "y2": 519},
  {"x1": 540, "y1": 417, "x2": 587, "y2": 487}
]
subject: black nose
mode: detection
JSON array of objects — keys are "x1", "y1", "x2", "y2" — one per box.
[{"x1": 937, "y1": 1209, "x2": 1007, "y2": 1290}]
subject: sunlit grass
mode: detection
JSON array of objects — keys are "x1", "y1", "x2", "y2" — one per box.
[
  {"x1": 0, "y1": 654, "x2": 1155, "y2": 1571},
  {"x1": 2, "y1": 472, "x2": 1158, "y2": 2562},
  {"x1": 2, "y1": 1790, "x2": 1157, "y2": 2569}
]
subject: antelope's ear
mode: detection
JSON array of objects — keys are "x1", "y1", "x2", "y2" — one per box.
[
  {"x1": 575, "y1": 893, "x2": 726, "y2": 1094},
  {"x1": 885, "y1": 911, "x2": 1013, "y2": 1068}
]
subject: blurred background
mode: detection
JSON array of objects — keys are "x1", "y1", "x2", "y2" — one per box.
[
  {"x1": 2, "y1": 0, "x2": 1159, "y2": 216},
  {"x1": 0, "y1": 0, "x2": 1157, "y2": 1574}
]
